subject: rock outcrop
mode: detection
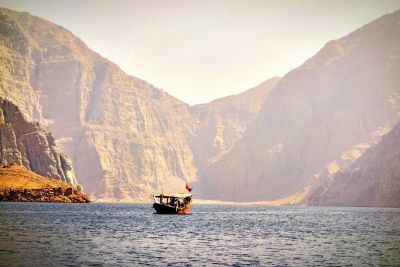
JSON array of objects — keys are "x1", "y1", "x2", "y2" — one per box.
[
  {"x1": 0, "y1": 98, "x2": 79, "y2": 187},
  {"x1": 200, "y1": 10, "x2": 400, "y2": 202},
  {"x1": 0, "y1": 164, "x2": 89, "y2": 202},
  {"x1": 307, "y1": 122, "x2": 400, "y2": 207},
  {"x1": 0, "y1": 7, "x2": 196, "y2": 200}
]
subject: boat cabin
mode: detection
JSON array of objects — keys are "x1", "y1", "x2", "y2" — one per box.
[
  {"x1": 154, "y1": 193, "x2": 192, "y2": 207},
  {"x1": 153, "y1": 193, "x2": 192, "y2": 214}
]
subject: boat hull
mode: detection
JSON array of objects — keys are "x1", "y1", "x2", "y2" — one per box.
[{"x1": 153, "y1": 203, "x2": 191, "y2": 214}]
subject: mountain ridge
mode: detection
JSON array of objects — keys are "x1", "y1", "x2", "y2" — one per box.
[
  {"x1": 189, "y1": 77, "x2": 280, "y2": 178},
  {"x1": 0, "y1": 6, "x2": 280, "y2": 201},
  {"x1": 1, "y1": 6, "x2": 399, "y2": 205},
  {"x1": 0, "y1": 6, "x2": 196, "y2": 200},
  {"x1": 200, "y1": 9, "x2": 400, "y2": 202},
  {"x1": 307, "y1": 122, "x2": 400, "y2": 207}
]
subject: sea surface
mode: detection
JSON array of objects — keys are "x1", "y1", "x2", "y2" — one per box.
[{"x1": 0, "y1": 203, "x2": 399, "y2": 266}]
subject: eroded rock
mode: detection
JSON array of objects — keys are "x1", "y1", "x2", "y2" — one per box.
[{"x1": 0, "y1": 98, "x2": 79, "y2": 188}]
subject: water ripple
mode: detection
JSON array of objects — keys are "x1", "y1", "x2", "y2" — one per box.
[{"x1": 0, "y1": 203, "x2": 399, "y2": 266}]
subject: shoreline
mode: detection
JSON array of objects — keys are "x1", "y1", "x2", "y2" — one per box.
[
  {"x1": 0, "y1": 187, "x2": 90, "y2": 203},
  {"x1": 0, "y1": 165, "x2": 90, "y2": 203}
]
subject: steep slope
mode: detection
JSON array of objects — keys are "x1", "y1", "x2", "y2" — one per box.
[
  {"x1": 0, "y1": 98, "x2": 78, "y2": 187},
  {"x1": 189, "y1": 77, "x2": 279, "y2": 174},
  {"x1": 201, "y1": 10, "x2": 400, "y2": 201},
  {"x1": 308, "y1": 122, "x2": 400, "y2": 207},
  {"x1": 0, "y1": 7, "x2": 195, "y2": 200}
]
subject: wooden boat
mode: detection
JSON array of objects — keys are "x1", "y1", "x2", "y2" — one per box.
[{"x1": 153, "y1": 193, "x2": 192, "y2": 214}]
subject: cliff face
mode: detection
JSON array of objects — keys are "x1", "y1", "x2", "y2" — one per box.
[
  {"x1": 189, "y1": 77, "x2": 279, "y2": 176},
  {"x1": 201, "y1": 10, "x2": 400, "y2": 201},
  {"x1": 0, "y1": 7, "x2": 195, "y2": 200},
  {"x1": 0, "y1": 7, "x2": 281, "y2": 201},
  {"x1": 2, "y1": 6, "x2": 399, "y2": 204},
  {"x1": 0, "y1": 98, "x2": 78, "y2": 187},
  {"x1": 307, "y1": 122, "x2": 400, "y2": 207}
]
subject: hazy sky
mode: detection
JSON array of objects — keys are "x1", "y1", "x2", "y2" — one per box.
[{"x1": 1, "y1": 0, "x2": 400, "y2": 104}]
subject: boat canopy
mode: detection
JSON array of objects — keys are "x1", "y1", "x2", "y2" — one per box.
[{"x1": 154, "y1": 193, "x2": 192, "y2": 198}]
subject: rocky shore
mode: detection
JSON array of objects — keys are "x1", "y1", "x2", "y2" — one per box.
[
  {"x1": 0, "y1": 165, "x2": 90, "y2": 203},
  {"x1": 0, "y1": 187, "x2": 90, "y2": 203}
]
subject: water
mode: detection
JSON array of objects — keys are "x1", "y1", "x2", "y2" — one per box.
[{"x1": 0, "y1": 203, "x2": 399, "y2": 266}]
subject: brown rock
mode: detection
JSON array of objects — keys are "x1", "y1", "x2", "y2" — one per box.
[
  {"x1": 0, "y1": 165, "x2": 90, "y2": 203},
  {"x1": 0, "y1": 7, "x2": 195, "y2": 201},
  {"x1": 1, "y1": 6, "x2": 399, "y2": 206},
  {"x1": 307, "y1": 122, "x2": 400, "y2": 207},
  {"x1": 64, "y1": 187, "x2": 73, "y2": 196},
  {"x1": 201, "y1": 10, "x2": 400, "y2": 202},
  {"x1": 0, "y1": 98, "x2": 80, "y2": 188},
  {"x1": 188, "y1": 77, "x2": 280, "y2": 174}
]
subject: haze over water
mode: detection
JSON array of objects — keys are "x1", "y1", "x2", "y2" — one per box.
[{"x1": 0, "y1": 203, "x2": 399, "y2": 266}]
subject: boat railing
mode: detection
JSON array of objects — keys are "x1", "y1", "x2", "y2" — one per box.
[{"x1": 153, "y1": 194, "x2": 192, "y2": 207}]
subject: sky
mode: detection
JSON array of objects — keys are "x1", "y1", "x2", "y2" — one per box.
[{"x1": 1, "y1": 0, "x2": 400, "y2": 104}]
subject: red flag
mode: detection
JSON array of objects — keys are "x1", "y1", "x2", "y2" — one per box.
[{"x1": 185, "y1": 183, "x2": 192, "y2": 192}]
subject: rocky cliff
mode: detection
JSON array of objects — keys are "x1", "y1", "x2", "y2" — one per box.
[
  {"x1": 0, "y1": 7, "x2": 195, "y2": 200},
  {"x1": 200, "y1": 10, "x2": 400, "y2": 202},
  {"x1": 189, "y1": 77, "x2": 279, "y2": 177},
  {"x1": 2, "y1": 6, "x2": 400, "y2": 204},
  {"x1": 307, "y1": 122, "x2": 400, "y2": 207},
  {"x1": 0, "y1": 7, "x2": 282, "y2": 201},
  {"x1": 0, "y1": 98, "x2": 78, "y2": 187}
]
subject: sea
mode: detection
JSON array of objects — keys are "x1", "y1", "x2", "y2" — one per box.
[{"x1": 0, "y1": 203, "x2": 399, "y2": 266}]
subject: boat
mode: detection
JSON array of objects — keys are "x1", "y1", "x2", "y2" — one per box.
[{"x1": 153, "y1": 193, "x2": 192, "y2": 214}]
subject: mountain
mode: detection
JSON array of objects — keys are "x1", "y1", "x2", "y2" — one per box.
[
  {"x1": 0, "y1": 98, "x2": 78, "y2": 187},
  {"x1": 307, "y1": 122, "x2": 400, "y2": 207},
  {"x1": 0, "y1": 7, "x2": 283, "y2": 201},
  {"x1": 201, "y1": 10, "x2": 400, "y2": 202},
  {"x1": 188, "y1": 77, "x2": 280, "y2": 177},
  {"x1": 0, "y1": 7, "x2": 197, "y2": 200},
  {"x1": 2, "y1": 6, "x2": 399, "y2": 204}
]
